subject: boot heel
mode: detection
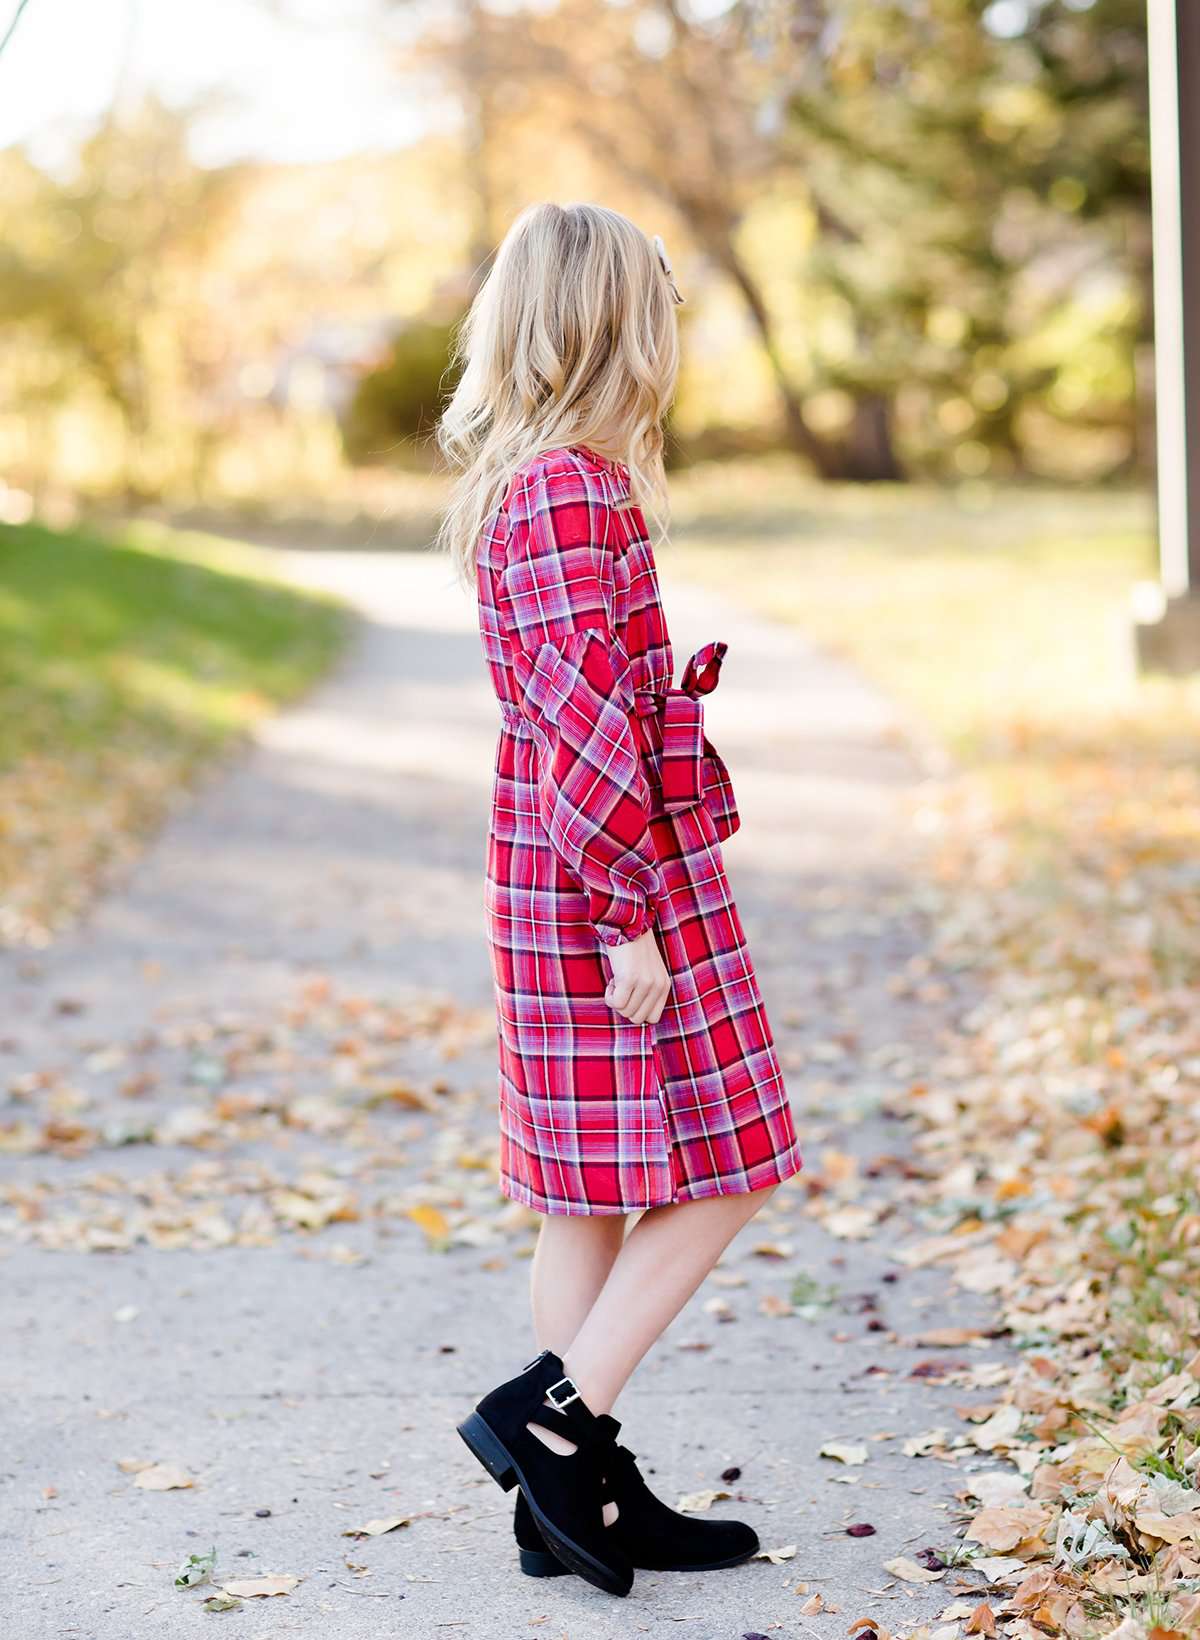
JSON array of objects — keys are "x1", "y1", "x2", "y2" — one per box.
[
  {"x1": 518, "y1": 1546, "x2": 568, "y2": 1578},
  {"x1": 457, "y1": 1411, "x2": 518, "y2": 1490}
]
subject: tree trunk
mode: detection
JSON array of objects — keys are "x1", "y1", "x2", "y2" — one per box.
[
  {"x1": 718, "y1": 240, "x2": 903, "y2": 480},
  {"x1": 836, "y1": 394, "x2": 904, "y2": 482},
  {"x1": 718, "y1": 242, "x2": 842, "y2": 477}
]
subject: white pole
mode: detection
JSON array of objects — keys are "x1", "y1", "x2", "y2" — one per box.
[{"x1": 1147, "y1": 0, "x2": 1191, "y2": 597}]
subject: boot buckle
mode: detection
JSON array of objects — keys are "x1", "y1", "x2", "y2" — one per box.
[{"x1": 545, "y1": 1375, "x2": 582, "y2": 1409}]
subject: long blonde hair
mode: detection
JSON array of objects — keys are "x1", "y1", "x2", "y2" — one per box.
[{"x1": 435, "y1": 202, "x2": 681, "y2": 581}]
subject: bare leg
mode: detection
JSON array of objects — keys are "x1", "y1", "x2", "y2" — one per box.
[
  {"x1": 562, "y1": 1185, "x2": 778, "y2": 1416},
  {"x1": 523, "y1": 1188, "x2": 776, "y2": 1528},
  {"x1": 525, "y1": 1212, "x2": 628, "y2": 1519},
  {"x1": 529, "y1": 1212, "x2": 628, "y2": 1355}
]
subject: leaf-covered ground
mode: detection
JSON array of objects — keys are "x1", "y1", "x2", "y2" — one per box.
[
  {"x1": 0, "y1": 519, "x2": 347, "y2": 947},
  {"x1": 678, "y1": 472, "x2": 1200, "y2": 1639}
]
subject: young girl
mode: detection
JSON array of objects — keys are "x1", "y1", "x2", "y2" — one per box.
[{"x1": 436, "y1": 201, "x2": 804, "y2": 1598}]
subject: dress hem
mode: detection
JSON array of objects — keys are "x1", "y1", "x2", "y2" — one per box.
[{"x1": 498, "y1": 1144, "x2": 805, "y2": 1218}]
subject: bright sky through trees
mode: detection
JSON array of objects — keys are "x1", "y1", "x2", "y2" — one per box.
[{"x1": 0, "y1": 0, "x2": 430, "y2": 165}]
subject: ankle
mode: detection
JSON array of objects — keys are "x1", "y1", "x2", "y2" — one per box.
[{"x1": 560, "y1": 1352, "x2": 615, "y2": 1417}]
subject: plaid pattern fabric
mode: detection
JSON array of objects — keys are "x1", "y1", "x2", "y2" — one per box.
[{"x1": 476, "y1": 445, "x2": 804, "y2": 1214}]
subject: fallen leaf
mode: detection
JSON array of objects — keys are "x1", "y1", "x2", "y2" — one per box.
[
  {"x1": 799, "y1": 1591, "x2": 824, "y2": 1615},
  {"x1": 964, "y1": 1502, "x2": 1052, "y2": 1551},
  {"x1": 903, "y1": 1428, "x2": 949, "y2": 1457},
  {"x1": 342, "y1": 1515, "x2": 413, "y2": 1538},
  {"x1": 883, "y1": 1556, "x2": 944, "y2": 1583},
  {"x1": 846, "y1": 1522, "x2": 877, "y2": 1537},
  {"x1": 965, "y1": 1471, "x2": 1029, "y2": 1508},
  {"x1": 203, "y1": 1594, "x2": 242, "y2": 1613},
  {"x1": 406, "y1": 1203, "x2": 449, "y2": 1241},
  {"x1": 174, "y1": 1546, "x2": 216, "y2": 1589},
  {"x1": 965, "y1": 1603, "x2": 998, "y2": 1637},
  {"x1": 914, "y1": 1327, "x2": 985, "y2": 1347},
  {"x1": 219, "y1": 1575, "x2": 300, "y2": 1598},
  {"x1": 676, "y1": 1488, "x2": 731, "y2": 1513},
  {"x1": 821, "y1": 1441, "x2": 869, "y2": 1466},
  {"x1": 969, "y1": 1555, "x2": 1029, "y2": 1583},
  {"x1": 135, "y1": 1463, "x2": 193, "y2": 1491},
  {"x1": 753, "y1": 1543, "x2": 797, "y2": 1564},
  {"x1": 969, "y1": 1405, "x2": 1022, "y2": 1451}
]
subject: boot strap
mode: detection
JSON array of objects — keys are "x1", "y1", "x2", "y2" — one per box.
[
  {"x1": 544, "y1": 1374, "x2": 582, "y2": 1410},
  {"x1": 526, "y1": 1398, "x2": 608, "y2": 1451}
]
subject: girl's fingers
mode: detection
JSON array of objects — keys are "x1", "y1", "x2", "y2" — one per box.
[
  {"x1": 606, "y1": 973, "x2": 671, "y2": 1024},
  {"x1": 608, "y1": 977, "x2": 635, "y2": 1013}
]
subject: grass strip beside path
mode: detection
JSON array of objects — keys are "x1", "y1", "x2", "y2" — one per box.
[{"x1": 0, "y1": 519, "x2": 348, "y2": 947}]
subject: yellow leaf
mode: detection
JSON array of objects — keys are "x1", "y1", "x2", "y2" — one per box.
[{"x1": 406, "y1": 1204, "x2": 450, "y2": 1241}]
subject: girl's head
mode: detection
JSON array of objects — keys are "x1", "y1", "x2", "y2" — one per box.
[{"x1": 436, "y1": 201, "x2": 683, "y2": 579}]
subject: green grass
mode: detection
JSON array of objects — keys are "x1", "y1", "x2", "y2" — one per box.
[{"x1": 0, "y1": 518, "x2": 348, "y2": 944}]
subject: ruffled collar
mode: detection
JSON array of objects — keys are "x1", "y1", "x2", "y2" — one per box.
[{"x1": 568, "y1": 443, "x2": 629, "y2": 479}]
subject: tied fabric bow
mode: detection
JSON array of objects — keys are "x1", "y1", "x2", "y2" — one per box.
[{"x1": 643, "y1": 640, "x2": 728, "y2": 814}]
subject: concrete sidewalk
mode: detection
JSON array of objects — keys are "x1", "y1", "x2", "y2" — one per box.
[{"x1": 1, "y1": 551, "x2": 1003, "y2": 1639}]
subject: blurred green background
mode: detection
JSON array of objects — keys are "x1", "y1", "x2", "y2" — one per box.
[{"x1": 0, "y1": 0, "x2": 1152, "y2": 512}]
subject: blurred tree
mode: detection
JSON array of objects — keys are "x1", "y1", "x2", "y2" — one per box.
[
  {"x1": 402, "y1": 0, "x2": 1149, "y2": 482},
  {"x1": 0, "y1": 99, "x2": 245, "y2": 499},
  {"x1": 786, "y1": 0, "x2": 1150, "y2": 476},
  {"x1": 408, "y1": 0, "x2": 903, "y2": 479},
  {"x1": 341, "y1": 316, "x2": 462, "y2": 462}
]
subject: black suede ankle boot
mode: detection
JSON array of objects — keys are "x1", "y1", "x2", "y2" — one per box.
[
  {"x1": 512, "y1": 1413, "x2": 760, "y2": 1576},
  {"x1": 457, "y1": 1349, "x2": 634, "y2": 1597}
]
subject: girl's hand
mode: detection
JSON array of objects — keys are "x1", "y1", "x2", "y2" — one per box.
[{"x1": 604, "y1": 927, "x2": 671, "y2": 1025}]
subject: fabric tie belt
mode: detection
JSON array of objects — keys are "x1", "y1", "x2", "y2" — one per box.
[{"x1": 632, "y1": 640, "x2": 727, "y2": 815}]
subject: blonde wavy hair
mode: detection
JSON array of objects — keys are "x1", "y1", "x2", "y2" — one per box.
[{"x1": 435, "y1": 201, "x2": 682, "y2": 581}]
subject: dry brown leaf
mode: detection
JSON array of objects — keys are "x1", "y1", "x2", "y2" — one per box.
[
  {"x1": 964, "y1": 1502, "x2": 1052, "y2": 1551},
  {"x1": 220, "y1": 1575, "x2": 300, "y2": 1598},
  {"x1": 342, "y1": 1515, "x2": 413, "y2": 1538},
  {"x1": 914, "y1": 1327, "x2": 986, "y2": 1347},
  {"x1": 965, "y1": 1602, "x2": 998, "y2": 1637}
]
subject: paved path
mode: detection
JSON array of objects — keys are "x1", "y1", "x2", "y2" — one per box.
[{"x1": 1, "y1": 552, "x2": 1001, "y2": 1639}]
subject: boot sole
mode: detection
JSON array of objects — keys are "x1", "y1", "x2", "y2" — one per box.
[
  {"x1": 517, "y1": 1543, "x2": 758, "y2": 1576},
  {"x1": 457, "y1": 1411, "x2": 632, "y2": 1597}
]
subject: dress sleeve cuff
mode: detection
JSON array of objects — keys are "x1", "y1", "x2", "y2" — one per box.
[{"x1": 594, "y1": 902, "x2": 657, "y2": 948}]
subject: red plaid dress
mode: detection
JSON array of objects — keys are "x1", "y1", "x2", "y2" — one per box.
[{"x1": 476, "y1": 444, "x2": 803, "y2": 1214}]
